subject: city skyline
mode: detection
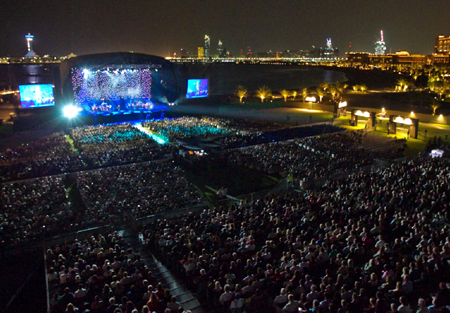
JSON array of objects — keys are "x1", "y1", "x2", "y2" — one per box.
[{"x1": 1, "y1": 0, "x2": 449, "y2": 58}]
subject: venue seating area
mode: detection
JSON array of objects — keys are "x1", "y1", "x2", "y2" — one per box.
[
  {"x1": 227, "y1": 130, "x2": 406, "y2": 179},
  {"x1": 76, "y1": 161, "x2": 201, "y2": 219},
  {"x1": 0, "y1": 132, "x2": 86, "y2": 182},
  {"x1": 0, "y1": 124, "x2": 175, "y2": 182},
  {"x1": 142, "y1": 157, "x2": 450, "y2": 312},
  {"x1": 2, "y1": 117, "x2": 449, "y2": 313},
  {"x1": 46, "y1": 232, "x2": 167, "y2": 313},
  {"x1": 0, "y1": 175, "x2": 71, "y2": 249},
  {"x1": 70, "y1": 123, "x2": 152, "y2": 152},
  {"x1": 143, "y1": 117, "x2": 234, "y2": 142}
]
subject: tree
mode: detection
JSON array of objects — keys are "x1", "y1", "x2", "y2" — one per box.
[
  {"x1": 335, "y1": 82, "x2": 348, "y2": 95},
  {"x1": 359, "y1": 84, "x2": 367, "y2": 92},
  {"x1": 291, "y1": 90, "x2": 298, "y2": 100},
  {"x1": 430, "y1": 101, "x2": 441, "y2": 115},
  {"x1": 302, "y1": 87, "x2": 308, "y2": 101},
  {"x1": 316, "y1": 87, "x2": 324, "y2": 102},
  {"x1": 352, "y1": 85, "x2": 359, "y2": 91},
  {"x1": 397, "y1": 78, "x2": 409, "y2": 91},
  {"x1": 280, "y1": 89, "x2": 289, "y2": 103},
  {"x1": 256, "y1": 85, "x2": 272, "y2": 103},
  {"x1": 234, "y1": 85, "x2": 248, "y2": 103},
  {"x1": 329, "y1": 85, "x2": 338, "y2": 100},
  {"x1": 319, "y1": 81, "x2": 329, "y2": 91}
]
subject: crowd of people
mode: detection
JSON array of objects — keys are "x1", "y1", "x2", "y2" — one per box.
[
  {"x1": 70, "y1": 124, "x2": 153, "y2": 153},
  {"x1": 76, "y1": 161, "x2": 201, "y2": 219},
  {"x1": 0, "y1": 124, "x2": 176, "y2": 182},
  {"x1": 0, "y1": 175, "x2": 71, "y2": 250},
  {"x1": 143, "y1": 117, "x2": 234, "y2": 142},
  {"x1": 216, "y1": 125, "x2": 343, "y2": 150},
  {"x1": 142, "y1": 157, "x2": 450, "y2": 313},
  {"x1": 227, "y1": 130, "x2": 405, "y2": 180},
  {"x1": 0, "y1": 132, "x2": 85, "y2": 182},
  {"x1": 2, "y1": 115, "x2": 449, "y2": 312},
  {"x1": 46, "y1": 231, "x2": 189, "y2": 313}
]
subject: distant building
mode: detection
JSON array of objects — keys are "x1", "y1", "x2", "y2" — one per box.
[
  {"x1": 321, "y1": 38, "x2": 335, "y2": 59},
  {"x1": 246, "y1": 47, "x2": 253, "y2": 58},
  {"x1": 217, "y1": 40, "x2": 224, "y2": 57},
  {"x1": 374, "y1": 30, "x2": 387, "y2": 55},
  {"x1": 431, "y1": 35, "x2": 450, "y2": 65},
  {"x1": 197, "y1": 47, "x2": 204, "y2": 59},
  {"x1": 434, "y1": 35, "x2": 450, "y2": 54},
  {"x1": 24, "y1": 33, "x2": 38, "y2": 58},
  {"x1": 204, "y1": 35, "x2": 210, "y2": 57},
  {"x1": 347, "y1": 51, "x2": 427, "y2": 66}
]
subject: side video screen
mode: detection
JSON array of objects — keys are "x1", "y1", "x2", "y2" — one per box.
[
  {"x1": 19, "y1": 84, "x2": 55, "y2": 108},
  {"x1": 186, "y1": 79, "x2": 208, "y2": 99}
]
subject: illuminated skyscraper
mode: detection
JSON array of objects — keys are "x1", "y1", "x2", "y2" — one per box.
[
  {"x1": 204, "y1": 35, "x2": 210, "y2": 57},
  {"x1": 322, "y1": 38, "x2": 335, "y2": 59},
  {"x1": 198, "y1": 47, "x2": 205, "y2": 58},
  {"x1": 218, "y1": 39, "x2": 223, "y2": 57},
  {"x1": 24, "y1": 33, "x2": 38, "y2": 58},
  {"x1": 374, "y1": 30, "x2": 386, "y2": 55}
]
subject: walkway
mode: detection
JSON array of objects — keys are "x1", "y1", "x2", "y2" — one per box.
[{"x1": 121, "y1": 228, "x2": 204, "y2": 313}]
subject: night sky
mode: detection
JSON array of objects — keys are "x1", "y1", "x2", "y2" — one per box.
[{"x1": 1, "y1": 0, "x2": 449, "y2": 58}]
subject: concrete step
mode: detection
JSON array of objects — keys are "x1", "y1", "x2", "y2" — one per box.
[{"x1": 182, "y1": 298, "x2": 203, "y2": 311}]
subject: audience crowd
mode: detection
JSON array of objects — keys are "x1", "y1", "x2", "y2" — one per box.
[
  {"x1": 0, "y1": 124, "x2": 175, "y2": 182},
  {"x1": 142, "y1": 157, "x2": 450, "y2": 313},
  {"x1": 76, "y1": 161, "x2": 201, "y2": 219},
  {"x1": 143, "y1": 117, "x2": 235, "y2": 142},
  {"x1": 0, "y1": 176, "x2": 71, "y2": 249},
  {"x1": 70, "y1": 124, "x2": 152, "y2": 153},
  {"x1": 0, "y1": 132, "x2": 86, "y2": 182},
  {"x1": 46, "y1": 231, "x2": 188, "y2": 313},
  {"x1": 216, "y1": 125, "x2": 343, "y2": 150},
  {"x1": 227, "y1": 130, "x2": 405, "y2": 180},
  {"x1": 2, "y1": 116, "x2": 449, "y2": 313}
]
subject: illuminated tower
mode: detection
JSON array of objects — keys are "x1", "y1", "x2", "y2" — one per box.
[
  {"x1": 374, "y1": 30, "x2": 386, "y2": 55},
  {"x1": 24, "y1": 33, "x2": 38, "y2": 58},
  {"x1": 204, "y1": 34, "x2": 210, "y2": 57},
  {"x1": 323, "y1": 38, "x2": 335, "y2": 59},
  {"x1": 25, "y1": 33, "x2": 34, "y2": 51},
  {"x1": 218, "y1": 39, "x2": 223, "y2": 57}
]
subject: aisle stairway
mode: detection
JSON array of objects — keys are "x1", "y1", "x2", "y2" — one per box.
[{"x1": 121, "y1": 228, "x2": 204, "y2": 313}]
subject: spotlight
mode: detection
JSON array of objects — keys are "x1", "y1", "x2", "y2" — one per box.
[{"x1": 63, "y1": 105, "x2": 81, "y2": 118}]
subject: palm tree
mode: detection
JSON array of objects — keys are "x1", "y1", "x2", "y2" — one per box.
[
  {"x1": 280, "y1": 89, "x2": 289, "y2": 103},
  {"x1": 256, "y1": 85, "x2": 272, "y2": 103},
  {"x1": 316, "y1": 87, "x2": 324, "y2": 102},
  {"x1": 397, "y1": 78, "x2": 409, "y2": 91},
  {"x1": 291, "y1": 90, "x2": 298, "y2": 100},
  {"x1": 319, "y1": 81, "x2": 329, "y2": 91},
  {"x1": 335, "y1": 82, "x2": 348, "y2": 95},
  {"x1": 329, "y1": 85, "x2": 338, "y2": 100},
  {"x1": 234, "y1": 85, "x2": 248, "y2": 103},
  {"x1": 430, "y1": 101, "x2": 441, "y2": 115},
  {"x1": 302, "y1": 87, "x2": 308, "y2": 101}
]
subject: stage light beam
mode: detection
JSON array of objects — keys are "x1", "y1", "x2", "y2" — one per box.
[{"x1": 63, "y1": 105, "x2": 81, "y2": 118}]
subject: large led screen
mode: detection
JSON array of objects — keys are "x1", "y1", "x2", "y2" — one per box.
[
  {"x1": 186, "y1": 79, "x2": 208, "y2": 99},
  {"x1": 18, "y1": 84, "x2": 55, "y2": 108},
  {"x1": 71, "y1": 68, "x2": 152, "y2": 105}
]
